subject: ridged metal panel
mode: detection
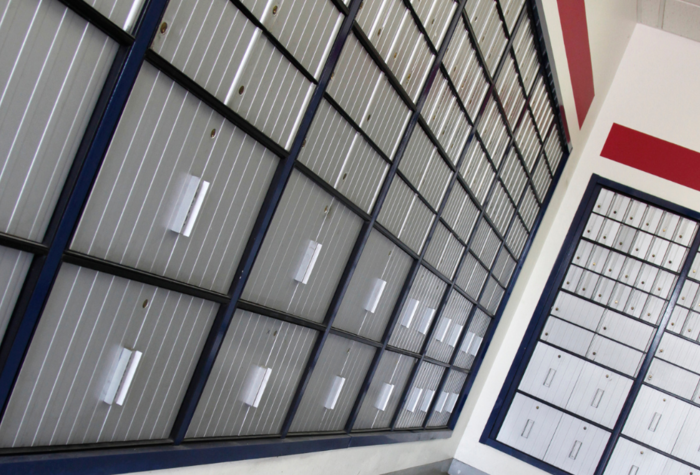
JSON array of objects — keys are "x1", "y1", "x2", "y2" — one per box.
[
  {"x1": 0, "y1": 0, "x2": 118, "y2": 242},
  {"x1": 85, "y1": 0, "x2": 145, "y2": 32},
  {"x1": 465, "y1": 0, "x2": 508, "y2": 75},
  {"x1": 495, "y1": 56, "x2": 526, "y2": 127},
  {"x1": 486, "y1": 182, "x2": 515, "y2": 237},
  {"x1": 441, "y1": 183, "x2": 479, "y2": 243},
  {"x1": 424, "y1": 223, "x2": 465, "y2": 280},
  {"x1": 512, "y1": 18, "x2": 539, "y2": 93},
  {"x1": 239, "y1": 0, "x2": 344, "y2": 78},
  {"x1": 519, "y1": 186, "x2": 540, "y2": 231},
  {"x1": 388, "y1": 266, "x2": 448, "y2": 353},
  {"x1": 470, "y1": 219, "x2": 502, "y2": 268},
  {"x1": 454, "y1": 309, "x2": 491, "y2": 369},
  {"x1": 426, "y1": 291, "x2": 473, "y2": 362},
  {"x1": 412, "y1": 0, "x2": 457, "y2": 49},
  {"x1": 478, "y1": 98, "x2": 510, "y2": 168},
  {"x1": 394, "y1": 361, "x2": 445, "y2": 428},
  {"x1": 426, "y1": 370, "x2": 467, "y2": 427},
  {"x1": 515, "y1": 113, "x2": 541, "y2": 172},
  {"x1": 506, "y1": 217, "x2": 528, "y2": 259},
  {"x1": 532, "y1": 155, "x2": 552, "y2": 201},
  {"x1": 456, "y1": 252, "x2": 489, "y2": 299},
  {"x1": 299, "y1": 99, "x2": 389, "y2": 213},
  {"x1": 493, "y1": 250, "x2": 517, "y2": 287},
  {"x1": 422, "y1": 71, "x2": 472, "y2": 164},
  {"x1": 501, "y1": 149, "x2": 528, "y2": 204},
  {"x1": 243, "y1": 170, "x2": 363, "y2": 323},
  {"x1": 357, "y1": 0, "x2": 434, "y2": 101},
  {"x1": 460, "y1": 141, "x2": 495, "y2": 205},
  {"x1": 544, "y1": 126, "x2": 564, "y2": 172},
  {"x1": 480, "y1": 276, "x2": 505, "y2": 315},
  {"x1": 289, "y1": 334, "x2": 375, "y2": 433},
  {"x1": 333, "y1": 229, "x2": 413, "y2": 341},
  {"x1": 499, "y1": 0, "x2": 525, "y2": 34},
  {"x1": 327, "y1": 34, "x2": 411, "y2": 158},
  {"x1": 399, "y1": 125, "x2": 453, "y2": 210},
  {"x1": 186, "y1": 310, "x2": 316, "y2": 438},
  {"x1": 152, "y1": 0, "x2": 314, "y2": 149},
  {"x1": 443, "y1": 22, "x2": 489, "y2": 120},
  {"x1": 378, "y1": 176, "x2": 436, "y2": 253},
  {"x1": 530, "y1": 77, "x2": 554, "y2": 137},
  {"x1": 352, "y1": 351, "x2": 415, "y2": 430},
  {"x1": 0, "y1": 264, "x2": 218, "y2": 447},
  {"x1": 72, "y1": 64, "x2": 277, "y2": 293},
  {"x1": 0, "y1": 246, "x2": 32, "y2": 342}
]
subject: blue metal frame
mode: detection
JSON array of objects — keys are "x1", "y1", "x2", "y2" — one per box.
[
  {"x1": 0, "y1": 0, "x2": 571, "y2": 472},
  {"x1": 481, "y1": 174, "x2": 700, "y2": 475}
]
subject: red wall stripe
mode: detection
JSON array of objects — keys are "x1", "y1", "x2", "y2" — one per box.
[
  {"x1": 601, "y1": 123, "x2": 700, "y2": 191},
  {"x1": 557, "y1": 0, "x2": 595, "y2": 128}
]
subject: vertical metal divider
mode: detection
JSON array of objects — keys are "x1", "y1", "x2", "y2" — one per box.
[
  {"x1": 170, "y1": 0, "x2": 364, "y2": 444},
  {"x1": 0, "y1": 0, "x2": 171, "y2": 422},
  {"x1": 283, "y1": 0, "x2": 472, "y2": 437},
  {"x1": 594, "y1": 224, "x2": 700, "y2": 474}
]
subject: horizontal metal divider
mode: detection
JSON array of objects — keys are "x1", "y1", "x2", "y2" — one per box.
[
  {"x1": 59, "y1": 0, "x2": 135, "y2": 46},
  {"x1": 0, "y1": 234, "x2": 48, "y2": 256},
  {"x1": 515, "y1": 389, "x2": 613, "y2": 433}
]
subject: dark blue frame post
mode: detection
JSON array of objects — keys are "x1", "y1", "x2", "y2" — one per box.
[
  {"x1": 0, "y1": 0, "x2": 172, "y2": 420},
  {"x1": 170, "y1": 0, "x2": 365, "y2": 444}
]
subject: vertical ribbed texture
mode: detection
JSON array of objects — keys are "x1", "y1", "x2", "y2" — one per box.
[
  {"x1": 388, "y1": 266, "x2": 448, "y2": 353},
  {"x1": 72, "y1": 64, "x2": 277, "y2": 293},
  {"x1": 470, "y1": 219, "x2": 502, "y2": 268},
  {"x1": 515, "y1": 113, "x2": 541, "y2": 172},
  {"x1": 443, "y1": 20, "x2": 488, "y2": 120},
  {"x1": 532, "y1": 154, "x2": 552, "y2": 200},
  {"x1": 424, "y1": 223, "x2": 465, "y2": 280},
  {"x1": 465, "y1": 0, "x2": 507, "y2": 75},
  {"x1": 456, "y1": 252, "x2": 489, "y2": 298},
  {"x1": 486, "y1": 182, "x2": 515, "y2": 237},
  {"x1": 239, "y1": 0, "x2": 344, "y2": 78},
  {"x1": 512, "y1": 15, "x2": 539, "y2": 93},
  {"x1": 152, "y1": 0, "x2": 314, "y2": 149},
  {"x1": 544, "y1": 126, "x2": 564, "y2": 172},
  {"x1": 422, "y1": 70, "x2": 472, "y2": 164},
  {"x1": 399, "y1": 125, "x2": 453, "y2": 210},
  {"x1": 460, "y1": 141, "x2": 496, "y2": 205},
  {"x1": 0, "y1": 265, "x2": 218, "y2": 447},
  {"x1": 299, "y1": 99, "x2": 389, "y2": 213},
  {"x1": 530, "y1": 76, "x2": 554, "y2": 137},
  {"x1": 426, "y1": 291, "x2": 473, "y2": 362},
  {"x1": 480, "y1": 276, "x2": 505, "y2": 315},
  {"x1": 327, "y1": 33, "x2": 411, "y2": 158},
  {"x1": 506, "y1": 217, "x2": 528, "y2": 258},
  {"x1": 426, "y1": 370, "x2": 467, "y2": 427},
  {"x1": 493, "y1": 251, "x2": 517, "y2": 287},
  {"x1": 353, "y1": 351, "x2": 415, "y2": 430},
  {"x1": 495, "y1": 56, "x2": 525, "y2": 128},
  {"x1": 186, "y1": 310, "x2": 317, "y2": 438},
  {"x1": 85, "y1": 0, "x2": 145, "y2": 31},
  {"x1": 243, "y1": 170, "x2": 363, "y2": 323},
  {"x1": 0, "y1": 246, "x2": 32, "y2": 342},
  {"x1": 395, "y1": 362, "x2": 445, "y2": 428},
  {"x1": 478, "y1": 98, "x2": 510, "y2": 168},
  {"x1": 501, "y1": 149, "x2": 528, "y2": 203},
  {"x1": 454, "y1": 309, "x2": 491, "y2": 369},
  {"x1": 412, "y1": 0, "x2": 456, "y2": 49},
  {"x1": 289, "y1": 335, "x2": 375, "y2": 433},
  {"x1": 333, "y1": 229, "x2": 413, "y2": 341},
  {"x1": 378, "y1": 176, "x2": 436, "y2": 253},
  {"x1": 519, "y1": 186, "x2": 540, "y2": 231},
  {"x1": 356, "y1": 0, "x2": 435, "y2": 101},
  {"x1": 0, "y1": 0, "x2": 117, "y2": 241},
  {"x1": 498, "y1": 0, "x2": 525, "y2": 34},
  {"x1": 442, "y1": 182, "x2": 480, "y2": 242}
]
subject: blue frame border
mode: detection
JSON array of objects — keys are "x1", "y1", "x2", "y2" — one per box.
[{"x1": 481, "y1": 174, "x2": 700, "y2": 475}]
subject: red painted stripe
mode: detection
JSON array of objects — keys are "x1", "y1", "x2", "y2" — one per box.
[
  {"x1": 601, "y1": 124, "x2": 700, "y2": 191},
  {"x1": 557, "y1": 0, "x2": 595, "y2": 128}
]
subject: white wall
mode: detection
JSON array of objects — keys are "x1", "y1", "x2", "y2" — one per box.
[{"x1": 453, "y1": 23, "x2": 700, "y2": 475}]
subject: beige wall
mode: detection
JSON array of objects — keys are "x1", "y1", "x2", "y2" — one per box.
[{"x1": 453, "y1": 23, "x2": 700, "y2": 475}]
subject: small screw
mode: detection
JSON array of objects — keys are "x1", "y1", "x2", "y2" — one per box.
[
  {"x1": 160, "y1": 22, "x2": 168, "y2": 34},
  {"x1": 238, "y1": 85, "x2": 245, "y2": 94},
  {"x1": 142, "y1": 299, "x2": 149, "y2": 308},
  {"x1": 210, "y1": 128, "x2": 216, "y2": 138},
  {"x1": 272, "y1": 5, "x2": 278, "y2": 14}
]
